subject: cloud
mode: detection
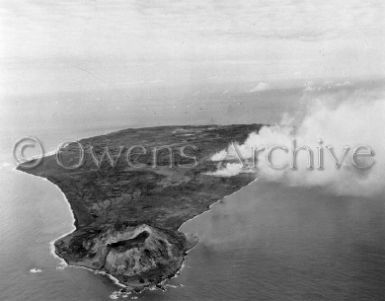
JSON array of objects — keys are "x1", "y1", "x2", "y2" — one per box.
[
  {"x1": 304, "y1": 80, "x2": 353, "y2": 92},
  {"x1": 206, "y1": 163, "x2": 244, "y2": 177},
  {"x1": 249, "y1": 82, "x2": 270, "y2": 93},
  {"x1": 1, "y1": 0, "x2": 384, "y2": 96},
  {"x1": 29, "y1": 268, "x2": 43, "y2": 273},
  {"x1": 0, "y1": 162, "x2": 12, "y2": 169},
  {"x1": 209, "y1": 88, "x2": 385, "y2": 198}
]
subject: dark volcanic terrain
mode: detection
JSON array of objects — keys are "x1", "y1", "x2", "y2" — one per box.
[{"x1": 18, "y1": 124, "x2": 261, "y2": 289}]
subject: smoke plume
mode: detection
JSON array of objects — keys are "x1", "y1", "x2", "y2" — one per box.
[{"x1": 210, "y1": 87, "x2": 385, "y2": 197}]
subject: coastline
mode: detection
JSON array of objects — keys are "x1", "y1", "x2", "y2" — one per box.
[
  {"x1": 48, "y1": 173, "x2": 257, "y2": 290},
  {"x1": 16, "y1": 160, "x2": 258, "y2": 292},
  {"x1": 18, "y1": 168, "x2": 193, "y2": 290},
  {"x1": 13, "y1": 147, "x2": 185, "y2": 290},
  {"x1": 178, "y1": 177, "x2": 259, "y2": 235},
  {"x1": 16, "y1": 124, "x2": 261, "y2": 291},
  {"x1": 44, "y1": 176, "x2": 135, "y2": 289},
  {"x1": 13, "y1": 166, "x2": 129, "y2": 288}
]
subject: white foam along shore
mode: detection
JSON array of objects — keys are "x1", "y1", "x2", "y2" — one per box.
[
  {"x1": 43, "y1": 176, "x2": 130, "y2": 288},
  {"x1": 43, "y1": 173, "x2": 188, "y2": 289},
  {"x1": 17, "y1": 166, "x2": 258, "y2": 290},
  {"x1": 14, "y1": 135, "x2": 259, "y2": 290},
  {"x1": 14, "y1": 164, "x2": 183, "y2": 290}
]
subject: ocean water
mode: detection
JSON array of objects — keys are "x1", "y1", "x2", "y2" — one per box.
[
  {"x1": 2, "y1": 167, "x2": 385, "y2": 301},
  {"x1": 2, "y1": 82, "x2": 385, "y2": 300}
]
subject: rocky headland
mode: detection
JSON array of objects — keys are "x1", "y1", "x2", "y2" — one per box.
[{"x1": 17, "y1": 124, "x2": 261, "y2": 290}]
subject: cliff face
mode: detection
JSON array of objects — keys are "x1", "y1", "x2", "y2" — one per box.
[
  {"x1": 18, "y1": 124, "x2": 262, "y2": 289},
  {"x1": 55, "y1": 223, "x2": 188, "y2": 287}
]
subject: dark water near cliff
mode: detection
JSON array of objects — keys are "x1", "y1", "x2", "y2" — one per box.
[{"x1": 2, "y1": 83, "x2": 385, "y2": 300}]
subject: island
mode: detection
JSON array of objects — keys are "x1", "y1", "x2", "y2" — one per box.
[{"x1": 17, "y1": 124, "x2": 262, "y2": 290}]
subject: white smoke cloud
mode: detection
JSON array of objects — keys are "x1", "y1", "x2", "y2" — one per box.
[
  {"x1": 210, "y1": 88, "x2": 385, "y2": 197},
  {"x1": 249, "y1": 82, "x2": 270, "y2": 93}
]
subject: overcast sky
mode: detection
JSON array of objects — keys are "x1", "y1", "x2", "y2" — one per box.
[{"x1": 0, "y1": 0, "x2": 384, "y2": 96}]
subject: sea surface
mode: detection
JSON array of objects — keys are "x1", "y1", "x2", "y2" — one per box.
[{"x1": 1, "y1": 83, "x2": 385, "y2": 300}]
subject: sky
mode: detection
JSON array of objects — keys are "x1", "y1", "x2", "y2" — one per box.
[
  {"x1": 0, "y1": 0, "x2": 384, "y2": 97},
  {"x1": 0, "y1": 0, "x2": 385, "y2": 164}
]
